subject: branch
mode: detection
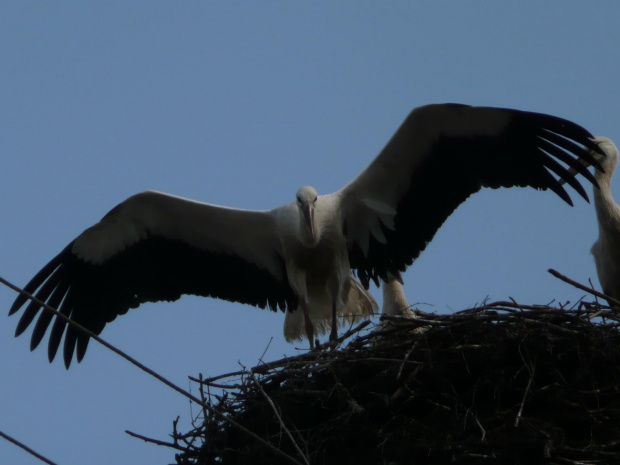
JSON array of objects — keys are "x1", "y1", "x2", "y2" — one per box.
[
  {"x1": 0, "y1": 429, "x2": 58, "y2": 465},
  {"x1": 548, "y1": 268, "x2": 620, "y2": 307},
  {"x1": 125, "y1": 430, "x2": 185, "y2": 451},
  {"x1": 0, "y1": 274, "x2": 304, "y2": 465}
]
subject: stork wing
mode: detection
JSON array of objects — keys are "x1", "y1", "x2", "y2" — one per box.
[
  {"x1": 337, "y1": 103, "x2": 603, "y2": 286},
  {"x1": 9, "y1": 190, "x2": 295, "y2": 367}
]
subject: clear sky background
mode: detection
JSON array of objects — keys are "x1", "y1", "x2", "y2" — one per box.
[{"x1": 1, "y1": 2, "x2": 619, "y2": 464}]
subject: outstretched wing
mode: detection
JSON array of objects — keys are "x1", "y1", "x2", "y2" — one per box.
[
  {"x1": 337, "y1": 103, "x2": 603, "y2": 286},
  {"x1": 9, "y1": 190, "x2": 296, "y2": 367}
]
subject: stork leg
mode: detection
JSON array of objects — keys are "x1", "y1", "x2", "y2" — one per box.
[
  {"x1": 329, "y1": 301, "x2": 338, "y2": 343},
  {"x1": 301, "y1": 301, "x2": 315, "y2": 350}
]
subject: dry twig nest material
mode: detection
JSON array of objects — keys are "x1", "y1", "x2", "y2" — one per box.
[{"x1": 137, "y1": 288, "x2": 620, "y2": 464}]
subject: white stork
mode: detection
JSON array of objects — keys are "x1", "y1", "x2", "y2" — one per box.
[
  {"x1": 9, "y1": 103, "x2": 604, "y2": 367},
  {"x1": 589, "y1": 137, "x2": 620, "y2": 305}
]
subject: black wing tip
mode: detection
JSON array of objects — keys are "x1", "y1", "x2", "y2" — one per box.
[
  {"x1": 579, "y1": 141, "x2": 606, "y2": 173},
  {"x1": 48, "y1": 344, "x2": 60, "y2": 365},
  {"x1": 30, "y1": 336, "x2": 42, "y2": 352},
  {"x1": 518, "y1": 109, "x2": 593, "y2": 137},
  {"x1": 9, "y1": 243, "x2": 73, "y2": 312},
  {"x1": 569, "y1": 180, "x2": 589, "y2": 203},
  {"x1": 537, "y1": 149, "x2": 590, "y2": 204},
  {"x1": 14, "y1": 317, "x2": 31, "y2": 338},
  {"x1": 9, "y1": 297, "x2": 27, "y2": 316},
  {"x1": 539, "y1": 128, "x2": 607, "y2": 176},
  {"x1": 76, "y1": 334, "x2": 90, "y2": 364},
  {"x1": 526, "y1": 113, "x2": 603, "y2": 204},
  {"x1": 63, "y1": 334, "x2": 76, "y2": 369},
  {"x1": 551, "y1": 179, "x2": 574, "y2": 207}
]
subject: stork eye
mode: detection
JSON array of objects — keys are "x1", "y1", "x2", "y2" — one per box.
[{"x1": 314, "y1": 196, "x2": 318, "y2": 202}]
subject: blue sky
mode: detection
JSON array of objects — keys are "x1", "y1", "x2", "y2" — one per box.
[{"x1": 1, "y1": 2, "x2": 619, "y2": 464}]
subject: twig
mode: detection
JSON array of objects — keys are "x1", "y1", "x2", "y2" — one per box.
[
  {"x1": 249, "y1": 370, "x2": 310, "y2": 465},
  {"x1": 0, "y1": 429, "x2": 58, "y2": 465},
  {"x1": 125, "y1": 430, "x2": 185, "y2": 451},
  {"x1": 190, "y1": 322, "x2": 375, "y2": 387},
  {"x1": 514, "y1": 374, "x2": 533, "y2": 428},
  {"x1": 338, "y1": 318, "x2": 373, "y2": 341},
  {"x1": 319, "y1": 319, "x2": 373, "y2": 349},
  {"x1": 514, "y1": 347, "x2": 536, "y2": 428},
  {"x1": 548, "y1": 268, "x2": 620, "y2": 307},
  {"x1": 199, "y1": 381, "x2": 244, "y2": 389},
  {"x1": 0, "y1": 274, "x2": 304, "y2": 465},
  {"x1": 257, "y1": 336, "x2": 274, "y2": 366},
  {"x1": 197, "y1": 373, "x2": 209, "y2": 425},
  {"x1": 509, "y1": 297, "x2": 525, "y2": 312},
  {"x1": 474, "y1": 416, "x2": 487, "y2": 443},
  {"x1": 193, "y1": 352, "x2": 323, "y2": 385}
]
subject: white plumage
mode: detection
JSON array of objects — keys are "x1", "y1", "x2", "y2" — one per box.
[
  {"x1": 283, "y1": 275, "x2": 377, "y2": 344},
  {"x1": 9, "y1": 103, "x2": 603, "y2": 367}
]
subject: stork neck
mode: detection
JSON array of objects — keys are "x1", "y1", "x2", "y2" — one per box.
[
  {"x1": 593, "y1": 173, "x2": 620, "y2": 234},
  {"x1": 382, "y1": 279, "x2": 409, "y2": 316}
]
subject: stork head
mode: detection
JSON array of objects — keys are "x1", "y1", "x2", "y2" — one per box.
[
  {"x1": 296, "y1": 186, "x2": 318, "y2": 245},
  {"x1": 593, "y1": 137, "x2": 619, "y2": 176}
]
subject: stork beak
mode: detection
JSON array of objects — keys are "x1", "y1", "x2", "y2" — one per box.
[
  {"x1": 303, "y1": 205, "x2": 315, "y2": 240},
  {"x1": 386, "y1": 270, "x2": 404, "y2": 284}
]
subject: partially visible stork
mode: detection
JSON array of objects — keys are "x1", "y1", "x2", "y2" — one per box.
[
  {"x1": 8, "y1": 103, "x2": 604, "y2": 367},
  {"x1": 589, "y1": 137, "x2": 620, "y2": 305}
]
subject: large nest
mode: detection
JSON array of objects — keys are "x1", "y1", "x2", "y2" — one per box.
[{"x1": 149, "y1": 283, "x2": 620, "y2": 465}]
